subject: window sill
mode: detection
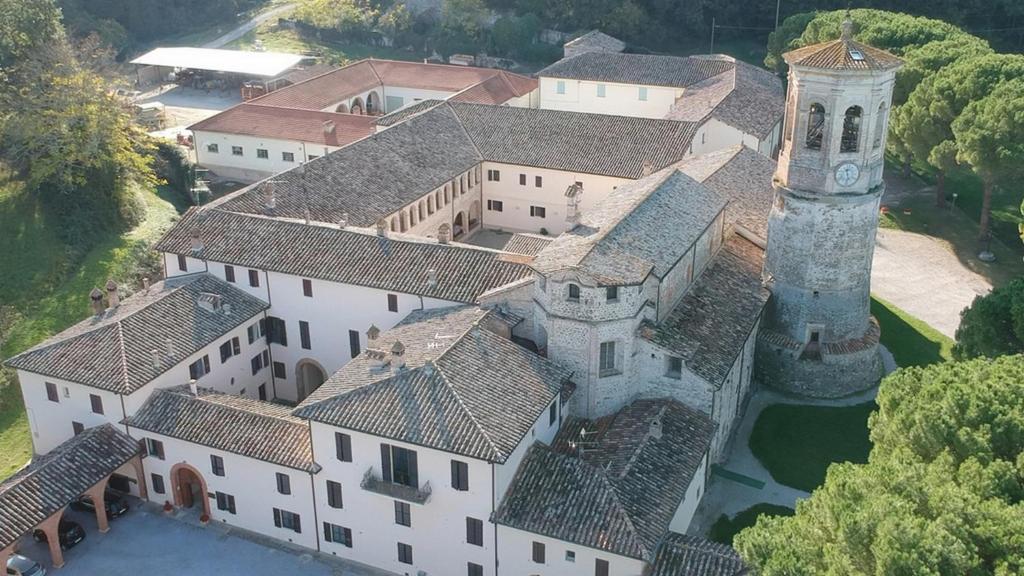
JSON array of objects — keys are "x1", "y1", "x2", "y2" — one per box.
[
  {"x1": 665, "y1": 371, "x2": 682, "y2": 380},
  {"x1": 599, "y1": 369, "x2": 622, "y2": 378}
]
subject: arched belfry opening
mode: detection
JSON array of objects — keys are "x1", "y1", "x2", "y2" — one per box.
[
  {"x1": 806, "y1": 103, "x2": 825, "y2": 150},
  {"x1": 841, "y1": 106, "x2": 863, "y2": 153}
]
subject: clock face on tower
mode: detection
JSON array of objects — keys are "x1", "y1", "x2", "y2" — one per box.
[{"x1": 835, "y1": 162, "x2": 860, "y2": 187}]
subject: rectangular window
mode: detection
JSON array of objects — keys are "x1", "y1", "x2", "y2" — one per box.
[
  {"x1": 247, "y1": 321, "x2": 263, "y2": 344},
  {"x1": 207, "y1": 143, "x2": 219, "y2": 153},
  {"x1": 262, "y1": 349, "x2": 270, "y2": 367},
  {"x1": 224, "y1": 265, "x2": 235, "y2": 283},
  {"x1": 258, "y1": 384, "x2": 267, "y2": 400},
  {"x1": 381, "y1": 444, "x2": 418, "y2": 488},
  {"x1": 248, "y1": 269, "x2": 260, "y2": 287},
  {"x1": 302, "y1": 279, "x2": 313, "y2": 297},
  {"x1": 487, "y1": 169, "x2": 500, "y2": 182},
  {"x1": 606, "y1": 286, "x2": 619, "y2": 302},
  {"x1": 451, "y1": 460, "x2": 469, "y2": 491},
  {"x1": 596, "y1": 558, "x2": 609, "y2": 576},
  {"x1": 666, "y1": 356, "x2": 683, "y2": 379},
  {"x1": 397, "y1": 542, "x2": 413, "y2": 565},
  {"x1": 273, "y1": 508, "x2": 301, "y2": 533},
  {"x1": 216, "y1": 492, "x2": 236, "y2": 514},
  {"x1": 151, "y1": 473, "x2": 165, "y2": 495},
  {"x1": 276, "y1": 472, "x2": 291, "y2": 495},
  {"x1": 466, "y1": 517, "x2": 483, "y2": 546},
  {"x1": 327, "y1": 480, "x2": 343, "y2": 508},
  {"x1": 349, "y1": 330, "x2": 360, "y2": 359},
  {"x1": 46, "y1": 382, "x2": 59, "y2": 403},
  {"x1": 487, "y1": 199, "x2": 503, "y2": 212},
  {"x1": 556, "y1": 80, "x2": 566, "y2": 94},
  {"x1": 188, "y1": 355, "x2": 211, "y2": 380},
  {"x1": 468, "y1": 563, "x2": 484, "y2": 576},
  {"x1": 256, "y1": 148, "x2": 269, "y2": 159},
  {"x1": 596, "y1": 83, "x2": 606, "y2": 98},
  {"x1": 387, "y1": 294, "x2": 398, "y2": 313},
  {"x1": 394, "y1": 500, "x2": 411, "y2": 526},
  {"x1": 146, "y1": 438, "x2": 165, "y2": 460},
  {"x1": 220, "y1": 340, "x2": 233, "y2": 363},
  {"x1": 211, "y1": 454, "x2": 225, "y2": 477},
  {"x1": 299, "y1": 321, "x2": 311, "y2": 350},
  {"x1": 533, "y1": 541, "x2": 546, "y2": 563},
  {"x1": 519, "y1": 173, "x2": 526, "y2": 186},
  {"x1": 549, "y1": 401, "x2": 557, "y2": 426},
  {"x1": 323, "y1": 522, "x2": 352, "y2": 547},
  {"x1": 177, "y1": 254, "x2": 187, "y2": 272},
  {"x1": 251, "y1": 354, "x2": 263, "y2": 375},
  {"x1": 273, "y1": 361, "x2": 286, "y2": 379},
  {"x1": 336, "y1": 432, "x2": 352, "y2": 462},
  {"x1": 530, "y1": 206, "x2": 546, "y2": 218},
  {"x1": 72, "y1": 421, "x2": 84, "y2": 435},
  {"x1": 599, "y1": 341, "x2": 617, "y2": 375},
  {"x1": 306, "y1": 154, "x2": 318, "y2": 160},
  {"x1": 535, "y1": 175, "x2": 543, "y2": 187},
  {"x1": 282, "y1": 151, "x2": 295, "y2": 162},
  {"x1": 638, "y1": 87, "x2": 648, "y2": 101},
  {"x1": 231, "y1": 146, "x2": 243, "y2": 156},
  {"x1": 266, "y1": 316, "x2": 287, "y2": 346},
  {"x1": 566, "y1": 550, "x2": 576, "y2": 562}
]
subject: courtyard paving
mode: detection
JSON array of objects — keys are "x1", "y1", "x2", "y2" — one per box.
[{"x1": 13, "y1": 502, "x2": 393, "y2": 576}]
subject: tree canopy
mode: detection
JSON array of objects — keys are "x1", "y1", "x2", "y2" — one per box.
[
  {"x1": 735, "y1": 355, "x2": 1024, "y2": 575},
  {"x1": 954, "y1": 278, "x2": 1024, "y2": 360}
]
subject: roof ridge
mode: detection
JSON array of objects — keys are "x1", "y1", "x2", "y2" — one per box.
[
  {"x1": 443, "y1": 102, "x2": 486, "y2": 159},
  {"x1": 596, "y1": 463, "x2": 650, "y2": 559},
  {"x1": 114, "y1": 321, "x2": 130, "y2": 393},
  {"x1": 431, "y1": 357, "x2": 504, "y2": 461},
  {"x1": 696, "y1": 146, "x2": 745, "y2": 183},
  {"x1": 249, "y1": 58, "x2": 378, "y2": 104},
  {"x1": 162, "y1": 386, "x2": 305, "y2": 426}
]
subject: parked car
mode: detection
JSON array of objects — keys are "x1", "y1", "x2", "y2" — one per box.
[
  {"x1": 32, "y1": 519, "x2": 84, "y2": 550},
  {"x1": 69, "y1": 489, "x2": 129, "y2": 519},
  {"x1": 6, "y1": 554, "x2": 45, "y2": 576}
]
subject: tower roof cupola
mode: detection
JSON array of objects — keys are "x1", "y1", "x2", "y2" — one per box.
[{"x1": 782, "y1": 17, "x2": 902, "y2": 72}]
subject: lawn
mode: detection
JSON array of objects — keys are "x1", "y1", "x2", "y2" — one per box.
[
  {"x1": 227, "y1": 20, "x2": 426, "y2": 64},
  {"x1": 871, "y1": 295, "x2": 954, "y2": 368},
  {"x1": 709, "y1": 503, "x2": 794, "y2": 545},
  {"x1": 0, "y1": 173, "x2": 184, "y2": 478}
]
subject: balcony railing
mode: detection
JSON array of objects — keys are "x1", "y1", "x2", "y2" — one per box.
[{"x1": 360, "y1": 468, "x2": 432, "y2": 504}]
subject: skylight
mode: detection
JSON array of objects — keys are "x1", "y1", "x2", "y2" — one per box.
[{"x1": 849, "y1": 49, "x2": 865, "y2": 61}]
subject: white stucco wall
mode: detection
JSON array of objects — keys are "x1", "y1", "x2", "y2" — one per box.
[
  {"x1": 494, "y1": 397, "x2": 563, "y2": 502},
  {"x1": 496, "y1": 525, "x2": 646, "y2": 576},
  {"x1": 538, "y1": 77, "x2": 682, "y2": 118},
  {"x1": 669, "y1": 453, "x2": 708, "y2": 533},
  {"x1": 381, "y1": 86, "x2": 457, "y2": 113},
  {"x1": 193, "y1": 130, "x2": 341, "y2": 183}
]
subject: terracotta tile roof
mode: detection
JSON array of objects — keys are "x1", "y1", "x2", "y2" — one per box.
[
  {"x1": 675, "y1": 146, "x2": 776, "y2": 241},
  {"x1": 125, "y1": 386, "x2": 317, "y2": 472},
  {"x1": 294, "y1": 306, "x2": 574, "y2": 463},
  {"x1": 156, "y1": 209, "x2": 533, "y2": 305},
  {"x1": 784, "y1": 38, "x2": 903, "y2": 71},
  {"x1": 650, "y1": 533, "x2": 748, "y2": 576},
  {"x1": 538, "y1": 52, "x2": 733, "y2": 89},
  {"x1": 4, "y1": 274, "x2": 269, "y2": 393},
  {"x1": 502, "y1": 233, "x2": 553, "y2": 257},
  {"x1": 374, "y1": 99, "x2": 445, "y2": 127},
  {"x1": 644, "y1": 234, "x2": 769, "y2": 386},
  {"x1": 532, "y1": 168, "x2": 727, "y2": 285},
  {"x1": 247, "y1": 59, "x2": 381, "y2": 110},
  {"x1": 0, "y1": 424, "x2": 140, "y2": 549},
  {"x1": 564, "y1": 30, "x2": 626, "y2": 55},
  {"x1": 494, "y1": 399, "x2": 715, "y2": 561},
  {"x1": 189, "y1": 104, "x2": 375, "y2": 146},
  {"x1": 449, "y1": 72, "x2": 538, "y2": 105}
]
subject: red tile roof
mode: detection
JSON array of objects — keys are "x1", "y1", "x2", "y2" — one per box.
[
  {"x1": 189, "y1": 104, "x2": 376, "y2": 146},
  {"x1": 450, "y1": 72, "x2": 538, "y2": 105},
  {"x1": 250, "y1": 60, "x2": 382, "y2": 110}
]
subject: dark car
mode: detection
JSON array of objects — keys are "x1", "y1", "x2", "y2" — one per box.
[
  {"x1": 69, "y1": 490, "x2": 129, "y2": 519},
  {"x1": 32, "y1": 519, "x2": 84, "y2": 550}
]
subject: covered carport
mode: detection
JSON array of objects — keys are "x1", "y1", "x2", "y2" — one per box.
[
  {"x1": 130, "y1": 47, "x2": 306, "y2": 95},
  {"x1": 0, "y1": 425, "x2": 145, "y2": 569}
]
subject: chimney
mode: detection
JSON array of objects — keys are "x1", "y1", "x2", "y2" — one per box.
[
  {"x1": 339, "y1": 212, "x2": 349, "y2": 228},
  {"x1": 150, "y1": 349, "x2": 161, "y2": 369},
  {"x1": 188, "y1": 378, "x2": 198, "y2": 396},
  {"x1": 426, "y1": 268, "x2": 438, "y2": 289},
  {"x1": 190, "y1": 230, "x2": 204, "y2": 255},
  {"x1": 641, "y1": 161, "x2": 654, "y2": 177},
  {"x1": 437, "y1": 223, "x2": 450, "y2": 244},
  {"x1": 105, "y1": 279, "x2": 120, "y2": 308},
  {"x1": 303, "y1": 206, "x2": 311, "y2": 225},
  {"x1": 222, "y1": 303, "x2": 232, "y2": 316},
  {"x1": 367, "y1": 324, "x2": 380, "y2": 343},
  {"x1": 263, "y1": 181, "x2": 276, "y2": 212},
  {"x1": 165, "y1": 338, "x2": 176, "y2": 357},
  {"x1": 142, "y1": 277, "x2": 151, "y2": 291},
  {"x1": 376, "y1": 218, "x2": 388, "y2": 237},
  {"x1": 564, "y1": 183, "x2": 584, "y2": 226},
  {"x1": 90, "y1": 288, "x2": 105, "y2": 316},
  {"x1": 391, "y1": 340, "x2": 406, "y2": 370},
  {"x1": 322, "y1": 120, "x2": 336, "y2": 136}
]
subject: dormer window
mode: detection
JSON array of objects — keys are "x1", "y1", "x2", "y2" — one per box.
[
  {"x1": 605, "y1": 286, "x2": 619, "y2": 302},
  {"x1": 806, "y1": 103, "x2": 825, "y2": 150},
  {"x1": 567, "y1": 283, "x2": 580, "y2": 302},
  {"x1": 841, "y1": 106, "x2": 862, "y2": 153}
]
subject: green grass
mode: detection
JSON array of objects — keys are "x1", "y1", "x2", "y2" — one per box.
[
  {"x1": 227, "y1": 21, "x2": 426, "y2": 63},
  {"x1": 709, "y1": 503, "x2": 794, "y2": 545},
  {"x1": 871, "y1": 296, "x2": 954, "y2": 368},
  {"x1": 749, "y1": 401, "x2": 875, "y2": 492},
  {"x1": 0, "y1": 174, "x2": 184, "y2": 478}
]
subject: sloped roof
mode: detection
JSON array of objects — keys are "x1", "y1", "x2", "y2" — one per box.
[
  {"x1": 374, "y1": 99, "x2": 445, "y2": 127},
  {"x1": 156, "y1": 209, "x2": 532, "y2": 305},
  {"x1": 5, "y1": 274, "x2": 269, "y2": 393},
  {"x1": 667, "y1": 57, "x2": 784, "y2": 139},
  {"x1": 675, "y1": 146, "x2": 776, "y2": 241},
  {"x1": 125, "y1": 386, "x2": 316, "y2": 472},
  {"x1": 532, "y1": 168, "x2": 727, "y2": 285},
  {"x1": 784, "y1": 23, "x2": 903, "y2": 71},
  {"x1": 294, "y1": 306, "x2": 574, "y2": 463},
  {"x1": 449, "y1": 71, "x2": 538, "y2": 105},
  {"x1": 494, "y1": 399, "x2": 715, "y2": 561},
  {"x1": 564, "y1": 30, "x2": 626, "y2": 55},
  {"x1": 246, "y1": 59, "x2": 382, "y2": 109},
  {"x1": 651, "y1": 533, "x2": 748, "y2": 576},
  {"x1": 189, "y1": 104, "x2": 375, "y2": 146},
  {"x1": 0, "y1": 424, "x2": 140, "y2": 550},
  {"x1": 538, "y1": 52, "x2": 733, "y2": 89},
  {"x1": 644, "y1": 234, "x2": 769, "y2": 386},
  {"x1": 502, "y1": 233, "x2": 553, "y2": 257},
  {"x1": 130, "y1": 47, "x2": 304, "y2": 77}
]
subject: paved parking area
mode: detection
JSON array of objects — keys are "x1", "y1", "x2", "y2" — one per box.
[{"x1": 12, "y1": 504, "x2": 364, "y2": 576}]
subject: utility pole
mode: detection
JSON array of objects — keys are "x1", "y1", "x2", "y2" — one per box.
[
  {"x1": 775, "y1": 0, "x2": 782, "y2": 30},
  {"x1": 710, "y1": 17, "x2": 716, "y2": 54}
]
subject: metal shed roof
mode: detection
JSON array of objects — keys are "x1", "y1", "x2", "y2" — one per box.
[{"x1": 130, "y1": 47, "x2": 305, "y2": 77}]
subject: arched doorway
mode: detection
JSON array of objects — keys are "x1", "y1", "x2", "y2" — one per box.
[
  {"x1": 334, "y1": 102, "x2": 349, "y2": 113},
  {"x1": 170, "y1": 462, "x2": 210, "y2": 517},
  {"x1": 453, "y1": 211, "x2": 466, "y2": 239},
  {"x1": 367, "y1": 92, "x2": 381, "y2": 115},
  {"x1": 351, "y1": 97, "x2": 365, "y2": 115},
  {"x1": 296, "y1": 359, "x2": 327, "y2": 401}
]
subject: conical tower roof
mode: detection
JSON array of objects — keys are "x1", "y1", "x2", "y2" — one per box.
[{"x1": 783, "y1": 17, "x2": 902, "y2": 71}]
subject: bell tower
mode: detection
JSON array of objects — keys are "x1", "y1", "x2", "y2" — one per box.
[{"x1": 756, "y1": 18, "x2": 903, "y2": 397}]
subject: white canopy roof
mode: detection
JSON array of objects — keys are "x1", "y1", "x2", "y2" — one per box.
[{"x1": 131, "y1": 47, "x2": 305, "y2": 77}]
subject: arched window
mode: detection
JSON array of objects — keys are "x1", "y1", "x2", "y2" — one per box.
[
  {"x1": 841, "y1": 106, "x2": 862, "y2": 153},
  {"x1": 409, "y1": 207, "x2": 417, "y2": 226},
  {"x1": 444, "y1": 185, "x2": 450, "y2": 205},
  {"x1": 419, "y1": 201, "x2": 425, "y2": 220},
  {"x1": 400, "y1": 213, "x2": 407, "y2": 232},
  {"x1": 390, "y1": 217, "x2": 397, "y2": 232},
  {"x1": 427, "y1": 197, "x2": 434, "y2": 214},
  {"x1": 567, "y1": 284, "x2": 580, "y2": 302},
  {"x1": 806, "y1": 103, "x2": 825, "y2": 150},
  {"x1": 872, "y1": 103, "x2": 886, "y2": 150},
  {"x1": 435, "y1": 190, "x2": 442, "y2": 209}
]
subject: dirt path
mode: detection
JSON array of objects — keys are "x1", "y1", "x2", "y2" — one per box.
[{"x1": 203, "y1": 3, "x2": 297, "y2": 49}]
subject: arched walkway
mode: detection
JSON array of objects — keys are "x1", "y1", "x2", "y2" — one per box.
[
  {"x1": 469, "y1": 200, "x2": 480, "y2": 231},
  {"x1": 367, "y1": 91, "x2": 381, "y2": 115},
  {"x1": 170, "y1": 462, "x2": 210, "y2": 518},
  {"x1": 350, "y1": 97, "x2": 364, "y2": 115},
  {"x1": 334, "y1": 102, "x2": 349, "y2": 113},
  {"x1": 296, "y1": 359, "x2": 328, "y2": 401},
  {"x1": 453, "y1": 211, "x2": 466, "y2": 239}
]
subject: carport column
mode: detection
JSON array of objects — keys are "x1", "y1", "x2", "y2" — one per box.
[
  {"x1": 84, "y1": 480, "x2": 110, "y2": 533},
  {"x1": 130, "y1": 455, "x2": 148, "y2": 500},
  {"x1": 36, "y1": 510, "x2": 66, "y2": 568}
]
